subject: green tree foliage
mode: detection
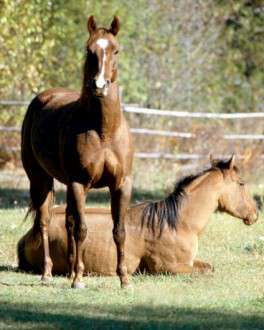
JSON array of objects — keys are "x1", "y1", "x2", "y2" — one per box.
[
  {"x1": 217, "y1": 0, "x2": 264, "y2": 112},
  {"x1": 0, "y1": 0, "x2": 263, "y2": 122}
]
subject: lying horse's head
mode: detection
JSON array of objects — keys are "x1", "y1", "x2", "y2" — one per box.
[
  {"x1": 84, "y1": 16, "x2": 120, "y2": 97},
  {"x1": 214, "y1": 155, "x2": 258, "y2": 225}
]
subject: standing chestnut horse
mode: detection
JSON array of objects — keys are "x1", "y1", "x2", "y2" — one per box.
[{"x1": 21, "y1": 16, "x2": 133, "y2": 288}]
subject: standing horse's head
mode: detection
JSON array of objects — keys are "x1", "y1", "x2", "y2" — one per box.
[
  {"x1": 84, "y1": 16, "x2": 120, "y2": 97},
  {"x1": 214, "y1": 155, "x2": 258, "y2": 225}
]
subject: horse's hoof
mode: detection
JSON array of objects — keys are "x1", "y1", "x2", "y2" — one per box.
[
  {"x1": 71, "y1": 281, "x2": 86, "y2": 289},
  {"x1": 41, "y1": 275, "x2": 52, "y2": 282},
  {"x1": 121, "y1": 281, "x2": 131, "y2": 289},
  {"x1": 67, "y1": 273, "x2": 75, "y2": 280},
  {"x1": 122, "y1": 283, "x2": 133, "y2": 291},
  {"x1": 205, "y1": 264, "x2": 214, "y2": 273}
]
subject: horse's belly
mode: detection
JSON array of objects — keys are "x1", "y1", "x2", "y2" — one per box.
[
  {"x1": 32, "y1": 141, "x2": 66, "y2": 183},
  {"x1": 81, "y1": 217, "x2": 140, "y2": 276},
  {"x1": 83, "y1": 232, "x2": 140, "y2": 276}
]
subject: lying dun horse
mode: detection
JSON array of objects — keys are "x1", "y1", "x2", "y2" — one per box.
[
  {"x1": 21, "y1": 16, "x2": 133, "y2": 288},
  {"x1": 18, "y1": 156, "x2": 258, "y2": 276}
]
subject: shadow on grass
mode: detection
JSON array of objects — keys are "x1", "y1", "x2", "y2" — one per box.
[
  {"x1": 0, "y1": 301, "x2": 263, "y2": 329},
  {"x1": 1, "y1": 188, "x2": 263, "y2": 212},
  {"x1": 0, "y1": 265, "x2": 18, "y2": 273},
  {"x1": 0, "y1": 188, "x2": 165, "y2": 209}
]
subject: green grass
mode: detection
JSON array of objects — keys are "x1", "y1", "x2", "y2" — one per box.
[{"x1": 1, "y1": 195, "x2": 264, "y2": 329}]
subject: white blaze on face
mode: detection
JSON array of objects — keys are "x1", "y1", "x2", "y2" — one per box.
[{"x1": 96, "y1": 38, "x2": 109, "y2": 90}]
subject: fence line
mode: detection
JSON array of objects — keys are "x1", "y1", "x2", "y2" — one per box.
[
  {"x1": 0, "y1": 126, "x2": 20, "y2": 132},
  {"x1": 1, "y1": 100, "x2": 264, "y2": 120},
  {"x1": 0, "y1": 100, "x2": 29, "y2": 106},
  {"x1": 135, "y1": 152, "x2": 264, "y2": 160},
  {"x1": 131, "y1": 128, "x2": 264, "y2": 140},
  {"x1": 2, "y1": 125, "x2": 264, "y2": 141},
  {"x1": 1, "y1": 100, "x2": 264, "y2": 162},
  {"x1": 130, "y1": 128, "x2": 194, "y2": 138},
  {"x1": 3, "y1": 146, "x2": 264, "y2": 161},
  {"x1": 135, "y1": 152, "x2": 202, "y2": 160},
  {"x1": 124, "y1": 105, "x2": 264, "y2": 119}
]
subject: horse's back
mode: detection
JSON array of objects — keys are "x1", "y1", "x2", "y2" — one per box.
[
  {"x1": 21, "y1": 88, "x2": 81, "y2": 181},
  {"x1": 22, "y1": 88, "x2": 80, "y2": 136},
  {"x1": 36, "y1": 88, "x2": 80, "y2": 111},
  {"x1": 22, "y1": 88, "x2": 80, "y2": 137}
]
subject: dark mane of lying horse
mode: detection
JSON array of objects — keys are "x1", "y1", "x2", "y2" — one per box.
[{"x1": 141, "y1": 159, "x2": 234, "y2": 236}]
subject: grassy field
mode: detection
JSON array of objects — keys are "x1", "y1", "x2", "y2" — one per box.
[{"x1": 0, "y1": 183, "x2": 264, "y2": 329}]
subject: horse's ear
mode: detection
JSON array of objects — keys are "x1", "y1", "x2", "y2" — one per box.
[
  {"x1": 87, "y1": 16, "x2": 97, "y2": 34},
  {"x1": 209, "y1": 154, "x2": 214, "y2": 166},
  {"x1": 109, "y1": 16, "x2": 120, "y2": 36},
  {"x1": 228, "y1": 154, "x2": 236, "y2": 169},
  {"x1": 209, "y1": 154, "x2": 218, "y2": 167}
]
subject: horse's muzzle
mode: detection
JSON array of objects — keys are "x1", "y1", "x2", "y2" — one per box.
[
  {"x1": 243, "y1": 211, "x2": 258, "y2": 226},
  {"x1": 88, "y1": 80, "x2": 110, "y2": 97}
]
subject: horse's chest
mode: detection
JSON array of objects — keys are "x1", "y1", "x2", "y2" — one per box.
[{"x1": 75, "y1": 132, "x2": 123, "y2": 186}]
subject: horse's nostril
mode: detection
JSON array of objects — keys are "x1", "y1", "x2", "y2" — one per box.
[
  {"x1": 106, "y1": 79, "x2": 110, "y2": 86},
  {"x1": 254, "y1": 211, "x2": 259, "y2": 221}
]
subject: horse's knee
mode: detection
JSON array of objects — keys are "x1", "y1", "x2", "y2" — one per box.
[
  {"x1": 68, "y1": 252, "x2": 75, "y2": 266},
  {"x1": 113, "y1": 226, "x2": 126, "y2": 245},
  {"x1": 66, "y1": 215, "x2": 74, "y2": 232},
  {"x1": 118, "y1": 264, "x2": 127, "y2": 276}
]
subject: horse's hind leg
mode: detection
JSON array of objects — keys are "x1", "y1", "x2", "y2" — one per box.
[
  {"x1": 30, "y1": 175, "x2": 54, "y2": 281},
  {"x1": 110, "y1": 176, "x2": 132, "y2": 288},
  {"x1": 67, "y1": 182, "x2": 87, "y2": 289}
]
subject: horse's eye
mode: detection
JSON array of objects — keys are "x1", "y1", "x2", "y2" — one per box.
[
  {"x1": 114, "y1": 49, "x2": 119, "y2": 55},
  {"x1": 239, "y1": 181, "x2": 245, "y2": 186}
]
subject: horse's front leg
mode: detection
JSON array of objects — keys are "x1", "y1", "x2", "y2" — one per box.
[
  {"x1": 193, "y1": 259, "x2": 214, "y2": 273},
  {"x1": 65, "y1": 201, "x2": 76, "y2": 280},
  {"x1": 67, "y1": 182, "x2": 87, "y2": 289},
  {"x1": 110, "y1": 176, "x2": 132, "y2": 288},
  {"x1": 163, "y1": 260, "x2": 213, "y2": 275}
]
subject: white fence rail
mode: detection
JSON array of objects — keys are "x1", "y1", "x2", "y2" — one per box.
[
  {"x1": 124, "y1": 105, "x2": 264, "y2": 119},
  {"x1": 4, "y1": 147, "x2": 264, "y2": 161},
  {"x1": 130, "y1": 128, "x2": 264, "y2": 140},
  {"x1": 135, "y1": 152, "x2": 264, "y2": 160},
  {"x1": 2, "y1": 126, "x2": 264, "y2": 141},
  {"x1": 1, "y1": 100, "x2": 264, "y2": 119}
]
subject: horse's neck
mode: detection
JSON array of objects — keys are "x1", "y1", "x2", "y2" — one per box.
[
  {"x1": 180, "y1": 171, "x2": 222, "y2": 235},
  {"x1": 79, "y1": 83, "x2": 121, "y2": 137}
]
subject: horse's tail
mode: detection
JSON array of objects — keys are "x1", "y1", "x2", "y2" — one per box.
[
  {"x1": 21, "y1": 96, "x2": 55, "y2": 223},
  {"x1": 23, "y1": 203, "x2": 40, "y2": 248},
  {"x1": 21, "y1": 97, "x2": 38, "y2": 224},
  {"x1": 23, "y1": 201, "x2": 36, "y2": 222},
  {"x1": 23, "y1": 187, "x2": 55, "y2": 230}
]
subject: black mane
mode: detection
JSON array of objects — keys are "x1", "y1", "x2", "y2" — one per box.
[{"x1": 141, "y1": 159, "x2": 232, "y2": 236}]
